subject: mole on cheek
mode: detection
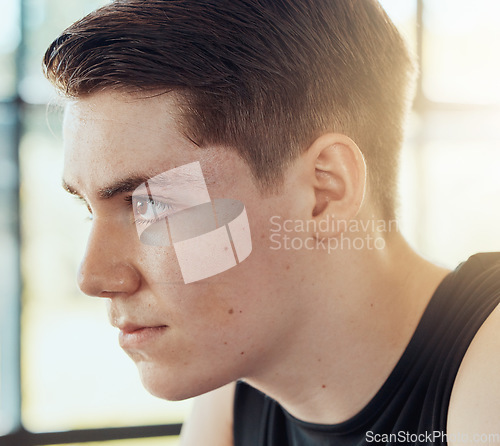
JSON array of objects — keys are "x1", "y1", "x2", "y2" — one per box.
[{"x1": 228, "y1": 308, "x2": 234, "y2": 314}]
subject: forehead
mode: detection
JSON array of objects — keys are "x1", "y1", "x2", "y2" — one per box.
[
  {"x1": 64, "y1": 90, "x2": 181, "y2": 126},
  {"x1": 63, "y1": 91, "x2": 188, "y2": 161},
  {"x1": 62, "y1": 91, "x2": 231, "y2": 199}
]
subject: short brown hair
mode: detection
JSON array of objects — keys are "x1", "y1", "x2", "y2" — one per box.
[{"x1": 43, "y1": 0, "x2": 415, "y2": 219}]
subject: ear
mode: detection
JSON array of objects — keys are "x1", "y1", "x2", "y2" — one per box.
[{"x1": 304, "y1": 133, "x2": 366, "y2": 221}]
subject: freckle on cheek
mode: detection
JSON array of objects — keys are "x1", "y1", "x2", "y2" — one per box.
[
  {"x1": 240, "y1": 351, "x2": 245, "y2": 355},
  {"x1": 228, "y1": 308, "x2": 234, "y2": 314}
]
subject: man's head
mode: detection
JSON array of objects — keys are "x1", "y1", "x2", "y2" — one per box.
[
  {"x1": 46, "y1": 0, "x2": 415, "y2": 401},
  {"x1": 44, "y1": 0, "x2": 415, "y2": 220}
]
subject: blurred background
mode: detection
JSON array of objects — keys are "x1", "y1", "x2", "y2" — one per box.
[{"x1": 0, "y1": 0, "x2": 499, "y2": 445}]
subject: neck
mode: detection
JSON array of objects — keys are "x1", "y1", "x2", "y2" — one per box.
[{"x1": 244, "y1": 233, "x2": 450, "y2": 424}]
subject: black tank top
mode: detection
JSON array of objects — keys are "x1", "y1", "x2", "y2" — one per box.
[{"x1": 233, "y1": 252, "x2": 500, "y2": 445}]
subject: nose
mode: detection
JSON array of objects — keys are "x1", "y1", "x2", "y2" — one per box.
[{"x1": 77, "y1": 219, "x2": 141, "y2": 298}]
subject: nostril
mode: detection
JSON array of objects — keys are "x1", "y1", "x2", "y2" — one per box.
[
  {"x1": 76, "y1": 223, "x2": 142, "y2": 297},
  {"x1": 78, "y1": 260, "x2": 141, "y2": 298}
]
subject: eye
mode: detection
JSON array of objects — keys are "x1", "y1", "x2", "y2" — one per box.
[{"x1": 132, "y1": 196, "x2": 174, "y2": 224}]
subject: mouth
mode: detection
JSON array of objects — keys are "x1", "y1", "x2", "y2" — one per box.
[{"x1": 118, "y1": 324, "x2": 168, "y2": 349}]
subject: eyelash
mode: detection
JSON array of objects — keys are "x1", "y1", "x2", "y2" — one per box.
[
  {"x1": 77, "y1": 196, "x2": 174, "y2": 225},
  {"x1": 124, "y1": 195, "x2": 174, "y2": 226},
  {"x1": 75, "y1": 197, "x2": 93, "y2": 221}
]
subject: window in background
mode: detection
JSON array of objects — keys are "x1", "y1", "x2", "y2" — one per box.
[
  {"x1": 379, "y1": 0, "x2": 417, "y2": 49},
  {"x1": 0, "y1": 0, "x2": 21, "y2": 439},
  {"x1": 0, "y1": 0, "x2": 20, "y2": 100},
  {"x1": 21, "y1": 0, "x2": 108, "y2": 104},
  {"x1": 398, "y1": 0, "x2": 500, "y2": 267},
  {"x1": 422, "y1": 0, "x2": 500, "y2": 104},
  {"x1": 404, "y1": 110, "x2": 500, "y2": 266},
  {"x1": 0, "y1": 105, "x2": 21, "y2": 437}
]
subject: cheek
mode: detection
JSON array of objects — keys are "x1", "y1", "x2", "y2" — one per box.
[
  {"x1": 132, "y1": 246, "x2": 298, "y2": 399},
  {"x1": 139, "y1": 217, "x2": 295, "y2": 355},
  {"x1": 172, "y1": 266, "x2": 288, "y2": 365},
  {"x1": 172, "y1": 280, "x2": 253, "y2": 339},
  {"x1": 139, "y1": 245, "x2": 184, "y2": 284},
  {"x1": 132, "y1": 286, "x2": 263, "y2": 400},
  {"x1": 155, "y1": 272, "x2": 272, "y2": 369}
]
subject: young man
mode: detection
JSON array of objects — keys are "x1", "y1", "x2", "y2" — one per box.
[{"x1": 43, "y1": 1, "x2": 500, "y2": 444}]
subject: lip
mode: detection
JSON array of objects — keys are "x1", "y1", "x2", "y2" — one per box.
[{"x1": 118, "y1": 325, "x2": 168, "y2": 349}]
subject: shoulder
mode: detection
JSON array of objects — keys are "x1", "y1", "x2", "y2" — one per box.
[{"x1": 447, "y1": 303, "x2": 500, "y2": 445}]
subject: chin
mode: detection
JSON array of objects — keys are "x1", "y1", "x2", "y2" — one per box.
[
  {"x1": 143, "y1": 382, "x2": 195, "y2": 401},
  {"x1": 135, "y1": 360, "x2": 225, "y2": 401}
]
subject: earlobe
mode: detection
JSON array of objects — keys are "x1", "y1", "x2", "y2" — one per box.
[{"x1": 308, "y1": 134, "x2": 367, "y2": 223}]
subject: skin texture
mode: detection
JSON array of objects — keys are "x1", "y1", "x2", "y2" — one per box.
[{"x1": 63, "y1": 91, "x2": 499, "y2": 442}]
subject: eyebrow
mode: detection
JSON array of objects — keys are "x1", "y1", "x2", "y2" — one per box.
[
  {"x1": 62, "y1": 174, "x2": 156, "y2": 201},
  {"x1": 62, "y1": 170, "x2": 212, "y2": 201}
]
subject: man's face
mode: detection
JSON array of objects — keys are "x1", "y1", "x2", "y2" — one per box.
[{"x1": 62, "y1": 91, "x2": 307, "y2": 400}]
